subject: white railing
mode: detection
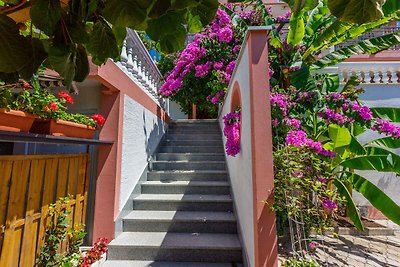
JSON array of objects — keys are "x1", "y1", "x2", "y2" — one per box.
[
  {"x1": 117, "y1": 29, "x2": 167, "y2": 108},
  {"x1": 336, "y1": 62, "x2": 400, "y2": 84}
]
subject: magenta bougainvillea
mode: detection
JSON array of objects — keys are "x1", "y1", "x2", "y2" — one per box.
[{"x1": 223, "y1": 110, "x2": 241, "y2": 156}]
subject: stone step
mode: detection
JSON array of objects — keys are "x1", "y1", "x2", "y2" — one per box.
[
  {"x1": 132, "y1": 194, "x2": 233, "y2": 212},
  {"x1": 147, "y1": 171, "x2": 228, "y2": 182},
  {"x1": 101, "y1": 261, "x2": 242, "y2": 267},
  {"x1": 122, "y1": 210, "x2": 237, "y2": 233},
  {"x1": 162, "y1": 140, "x2": 223, "y2": 147},
  {"x1": 107, "y1": 232, "x2": 242, "y2": 262},
  {"x1": 141, "y1": 181, "x2": 230, "y2": 195},
  {"x1": 170, "y1": 120, "x2": 219, "y2": 125},
  {"x1": 159, "y1": 146, "x2": 224, "y2": 153},
  {"x1": 156, "y1": 153, "x2": 225, "y2": 161},
  {"x1": 164, "y1": 134, "x2": 222, "y2": 141},
  {"x1": 152, "y1": 161, "x2": 226, "y2": 171}
]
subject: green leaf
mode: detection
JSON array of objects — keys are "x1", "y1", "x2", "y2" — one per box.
[
  {"x1": 371, "y1": 107, "x2": 400, "y2": 122},
  {"x1": 341, "y1": 155, "x2": 400, "y2": 173},
  {"x1": 74, "y1": 45, "x2": 89, "y2": 82},
  {"x1": 341, "y1": 76, "x2": 360, "y2": 93},
  {"x1": 282, "y1": 0, "x2": 318, "y2": 12},
  {"x1": 87, "y1": 21, "x2": 119, "y2": 65},
  {"x1": 368, "y1": 136, "x2": 400, "y2": 149},
  {"x1": 322, "y1": 73, "x2": 339, "y2": 93},
  {"x1": 0, "y1": 15, "x2": 47, "y2": 79},
  {"x1": 190, "y1": 0, "x2": 219, "y2": 26},
  {"x1": 146, "y1": 10, "x2": 185, "y2": 41},
  {"x1": 287, "y1": 11, "x2": 305, "y2": 46},
  {"x1": 347, "y1": 172, "x2": 400, "y2": 226},
  {"x1": 305, "y1": 0, "x2": 330, "y2": 37},
  {"x1": 87, "y1": 0, "x2": 99, "y2": 19},
  {"x1": 328, "y1": 0, "x2": 385, "y2": 24},
  {"x1": 328, "y1": 124, "x2": 352, "y2": 148},
  {"x1": 103, "y1": 0, "x2": 148, "y2": 28},
  {"x1": 30, "y1": 0, "x2": 62, "y2": 35},
  {"x1": 383, "y1": 0, "x2": 400, "y2": 16},
  {"x1": 149, "y1": 0, "x2": 171, "y2": 19},
  {"x1": 289, "y1": 64, "x2": 310, "y2": 89},
  {"x1": 158, "y1": 25, "x2": 187, "y2": 53},
  {"x1": 311, "y1": 31, "x2": 400, "y2": 70},
  {"x1": 349, "y1": 135, "x2": 366, "y2": 155},
  {"x1": 171, "y1": 0, "x2": 200, "y2": 9},
  {"x1": 333, "y1": 179, "x2": 364, "y2": 231},
  {"x1": 188, "y1": 13, "x2": 203, "y2": 33},
  {"x1": 47, "y1": 45, "x2": 76, "y2": 87}
]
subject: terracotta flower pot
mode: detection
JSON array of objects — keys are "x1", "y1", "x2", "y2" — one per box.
[
  {"x1": 30, "y1": 119, "x2": 96, "y2": 139},
  {"x1": 0, "y1": 108, "x2": 36, "y2": 132}
]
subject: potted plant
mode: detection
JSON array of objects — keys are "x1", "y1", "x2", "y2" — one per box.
[
  {"x1": 0, "y1": 82, "x2": 37, "y2": 132},
  {"x1": 27, "y1": 87, "x2": 106, "y2": 138}
]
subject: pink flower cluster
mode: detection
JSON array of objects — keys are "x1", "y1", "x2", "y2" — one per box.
[
  {"x1": 223, "y1": 111, "x2": 241, "y2": 156},
  {"x1": 319, "y1": 107, "x2": 354, "y2": 125},
  {"x1": 160, "y1": 9, "x2": 239, "y2": 97},
  {"x1": 207, "y1": 91, "x2": 226, "y2": 104},
  {"x1": 322, "y1": 198, "x2": 338, "y2": 210},
  {"x1": 271, "y1": 92, "x2": 291, "y2": 116},
  {"x1": 285, "y1": 130, "x2": 336, "y2": 158},
  {"x1": 372, "y1": 118, "x2": 400, "y2": 138}
]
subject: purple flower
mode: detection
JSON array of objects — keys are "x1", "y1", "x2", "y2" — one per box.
[
  {"x1": 322, "y1": 198, "x2": 338, "y2": 210},
  {"x1": 372, "y1": 119, "x2": 400, "y2": 138},
  {"x1": 286, "y1": 130, "x2": 337, "y2": 158},
  {"x1": 218, "y1": 26, "x2": 233, "y2": 43},
  {"x1": 309, "y1": 241, "x2": 319, "y2": 251},
  {"x1": 195, "y1": 62, "x2": 211, "y2": 77},
  {"x1": 226, "y1": 61, "x2": 236, "y2": 75},
  {"x1": 223, "y1": 111, "x2": 241, "y2": 156},
  {"x1": 316, "y1": 177, "x2": 327, "y2": 184},
  {"x1": 213, "y1": 61, "x2": 223, "y2": 70},
  {"x1": 284, "y1": 118, "x2": 301, "y2": 129}
]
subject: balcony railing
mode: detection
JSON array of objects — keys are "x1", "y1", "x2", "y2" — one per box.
[
  {"x1": 334, "y1": 26, "x2": 400, "y2": 51},
  {"x1": 117, "y1": 29, "x2": 166, "y2": 107}
]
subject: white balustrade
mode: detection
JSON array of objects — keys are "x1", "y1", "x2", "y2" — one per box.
[{"x1": 116, "y1": 29, "x2": 165, "y2": 106}]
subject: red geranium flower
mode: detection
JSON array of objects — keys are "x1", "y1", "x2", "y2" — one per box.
[
  {"x1": 91, "y1": 114, "x2": 106, "y2": 127},
  {"x1": 58, "y1": 91, "x2": 74, "y2": 104},
  {"x1": 49, "y1": 102, "x2": 57, "y2": 111}
]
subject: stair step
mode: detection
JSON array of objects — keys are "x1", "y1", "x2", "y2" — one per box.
[
  {"x1": 141, "y1": 181, "x2": 230, "y2": 194},
  {"x1": 159, "y1": 146, "x2": 224, "y2": 153},
  {"x1": 132, "y1": 194, "x2": 233, "y2": 212},
  {"x1": 100, "y1": 261, "x2": 242, "y2": 267},
  {"x1": 156, "y1": 153, "x2": 225, "y2": 161},
  {"x1": 122, "y1": 210, "x2": 237, "y2": 233},
  {"x1": 162, "y1": 140, "x2": 222, "y2": 146},
  {"x1": 107, "y1": 232, "x2": 242, "y2": 262},
  {"x1": 147, "y1": 171, "x2": 228, "y2": 182},
  {"x1": 152, "y1": 161, "x2": 226, "y2": 171},
  {"x1": 164, "y1": 135, "x2": 222, "y2": 141}
]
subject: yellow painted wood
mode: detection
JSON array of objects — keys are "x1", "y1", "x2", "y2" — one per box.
[
  {"x1": 0, "y1": 160, "x2": 13, "y2": 255},
  {"x1": 0, "y1": 160, "x2": 30, "y2": 267},
  {"x1": 20, "y1": 159, "x2": 45, "y2": 267}
]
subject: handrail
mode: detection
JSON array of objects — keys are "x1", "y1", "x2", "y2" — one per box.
[{"x1": 116, "y1": 28, "x2": 167, "y2": 109}]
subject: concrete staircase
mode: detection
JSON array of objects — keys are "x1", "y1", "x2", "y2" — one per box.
[{"x1": 103, "y1": 120, "x2": 243, "y2": 267}]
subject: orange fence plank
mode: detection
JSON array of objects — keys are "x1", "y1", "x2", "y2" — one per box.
[
  {"x1": 0, "y1": 154, "x2": 90, "y2": 266},
  {"x1": 20, "y1": 159, "x2": 45, "y2": 267},
  {"x1": 0, "y1": 160, "x2": 13, "y2": 255},
  {"x1": 0, "y1": 160, "x2": 31, "y2": 267}
]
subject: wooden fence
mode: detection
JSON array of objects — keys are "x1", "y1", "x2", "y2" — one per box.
[{"x1": 0, "y1": 154, "x2": 90, "y2": 267}]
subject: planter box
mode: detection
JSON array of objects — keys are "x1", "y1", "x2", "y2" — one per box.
[
  {"x1": 0, "y1": 108, "x2": 36, "y2": 132},
  {"x1": 30, "y1": 119, "x2": 96, "y2": 139}
]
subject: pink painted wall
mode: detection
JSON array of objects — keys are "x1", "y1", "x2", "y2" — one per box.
[
  {"x1": 88, "y1": 60, "x2": 170, "y2": 241},
  {"x1": 219, "y1": 27, "x2": 278, "y2": 267}
]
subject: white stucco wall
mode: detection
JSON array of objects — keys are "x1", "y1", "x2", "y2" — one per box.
[
  {"x1": 168, "y1": 100, "x2": 188, "y2": 120},
  {"x1": 219, "y1": 41, "x2": 255, "y2": 267},
  {"x1": 354, "y1": 84, "x2": 400, "y2": 207},
  {"x1": 120, "y1": 94, "x2": 167, "y2": 210}
]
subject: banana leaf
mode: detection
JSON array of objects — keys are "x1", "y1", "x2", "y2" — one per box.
[
  {"x1": 371, "y1": 107, "x2": 400, "y2": 122},
  {"x1": 346, "y1": 172, "x2": 400, "y2": 225},
  {"x1": 333, "y1": 179, "x2": 364, "y2": 231},
  {"x1": 340, "y1": 154, "x2": 400, "y2": 173},
  {"x1": 311, "y1": 31, "x2": 400, "y2": 70},
  {"x1": 367, "y1": 136, "x2": 400, "y2": 149}
]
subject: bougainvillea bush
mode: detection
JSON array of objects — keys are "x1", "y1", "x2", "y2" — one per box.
[
  {"x1": 158, "y1": 4, "x2": 263, "y2": 118},
  {"x1": 223, "y1": 109, "x2": 241, "y2": 156},
  {"x1": 160, "y1": 0, "x2": 400, "y2": 242}
]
